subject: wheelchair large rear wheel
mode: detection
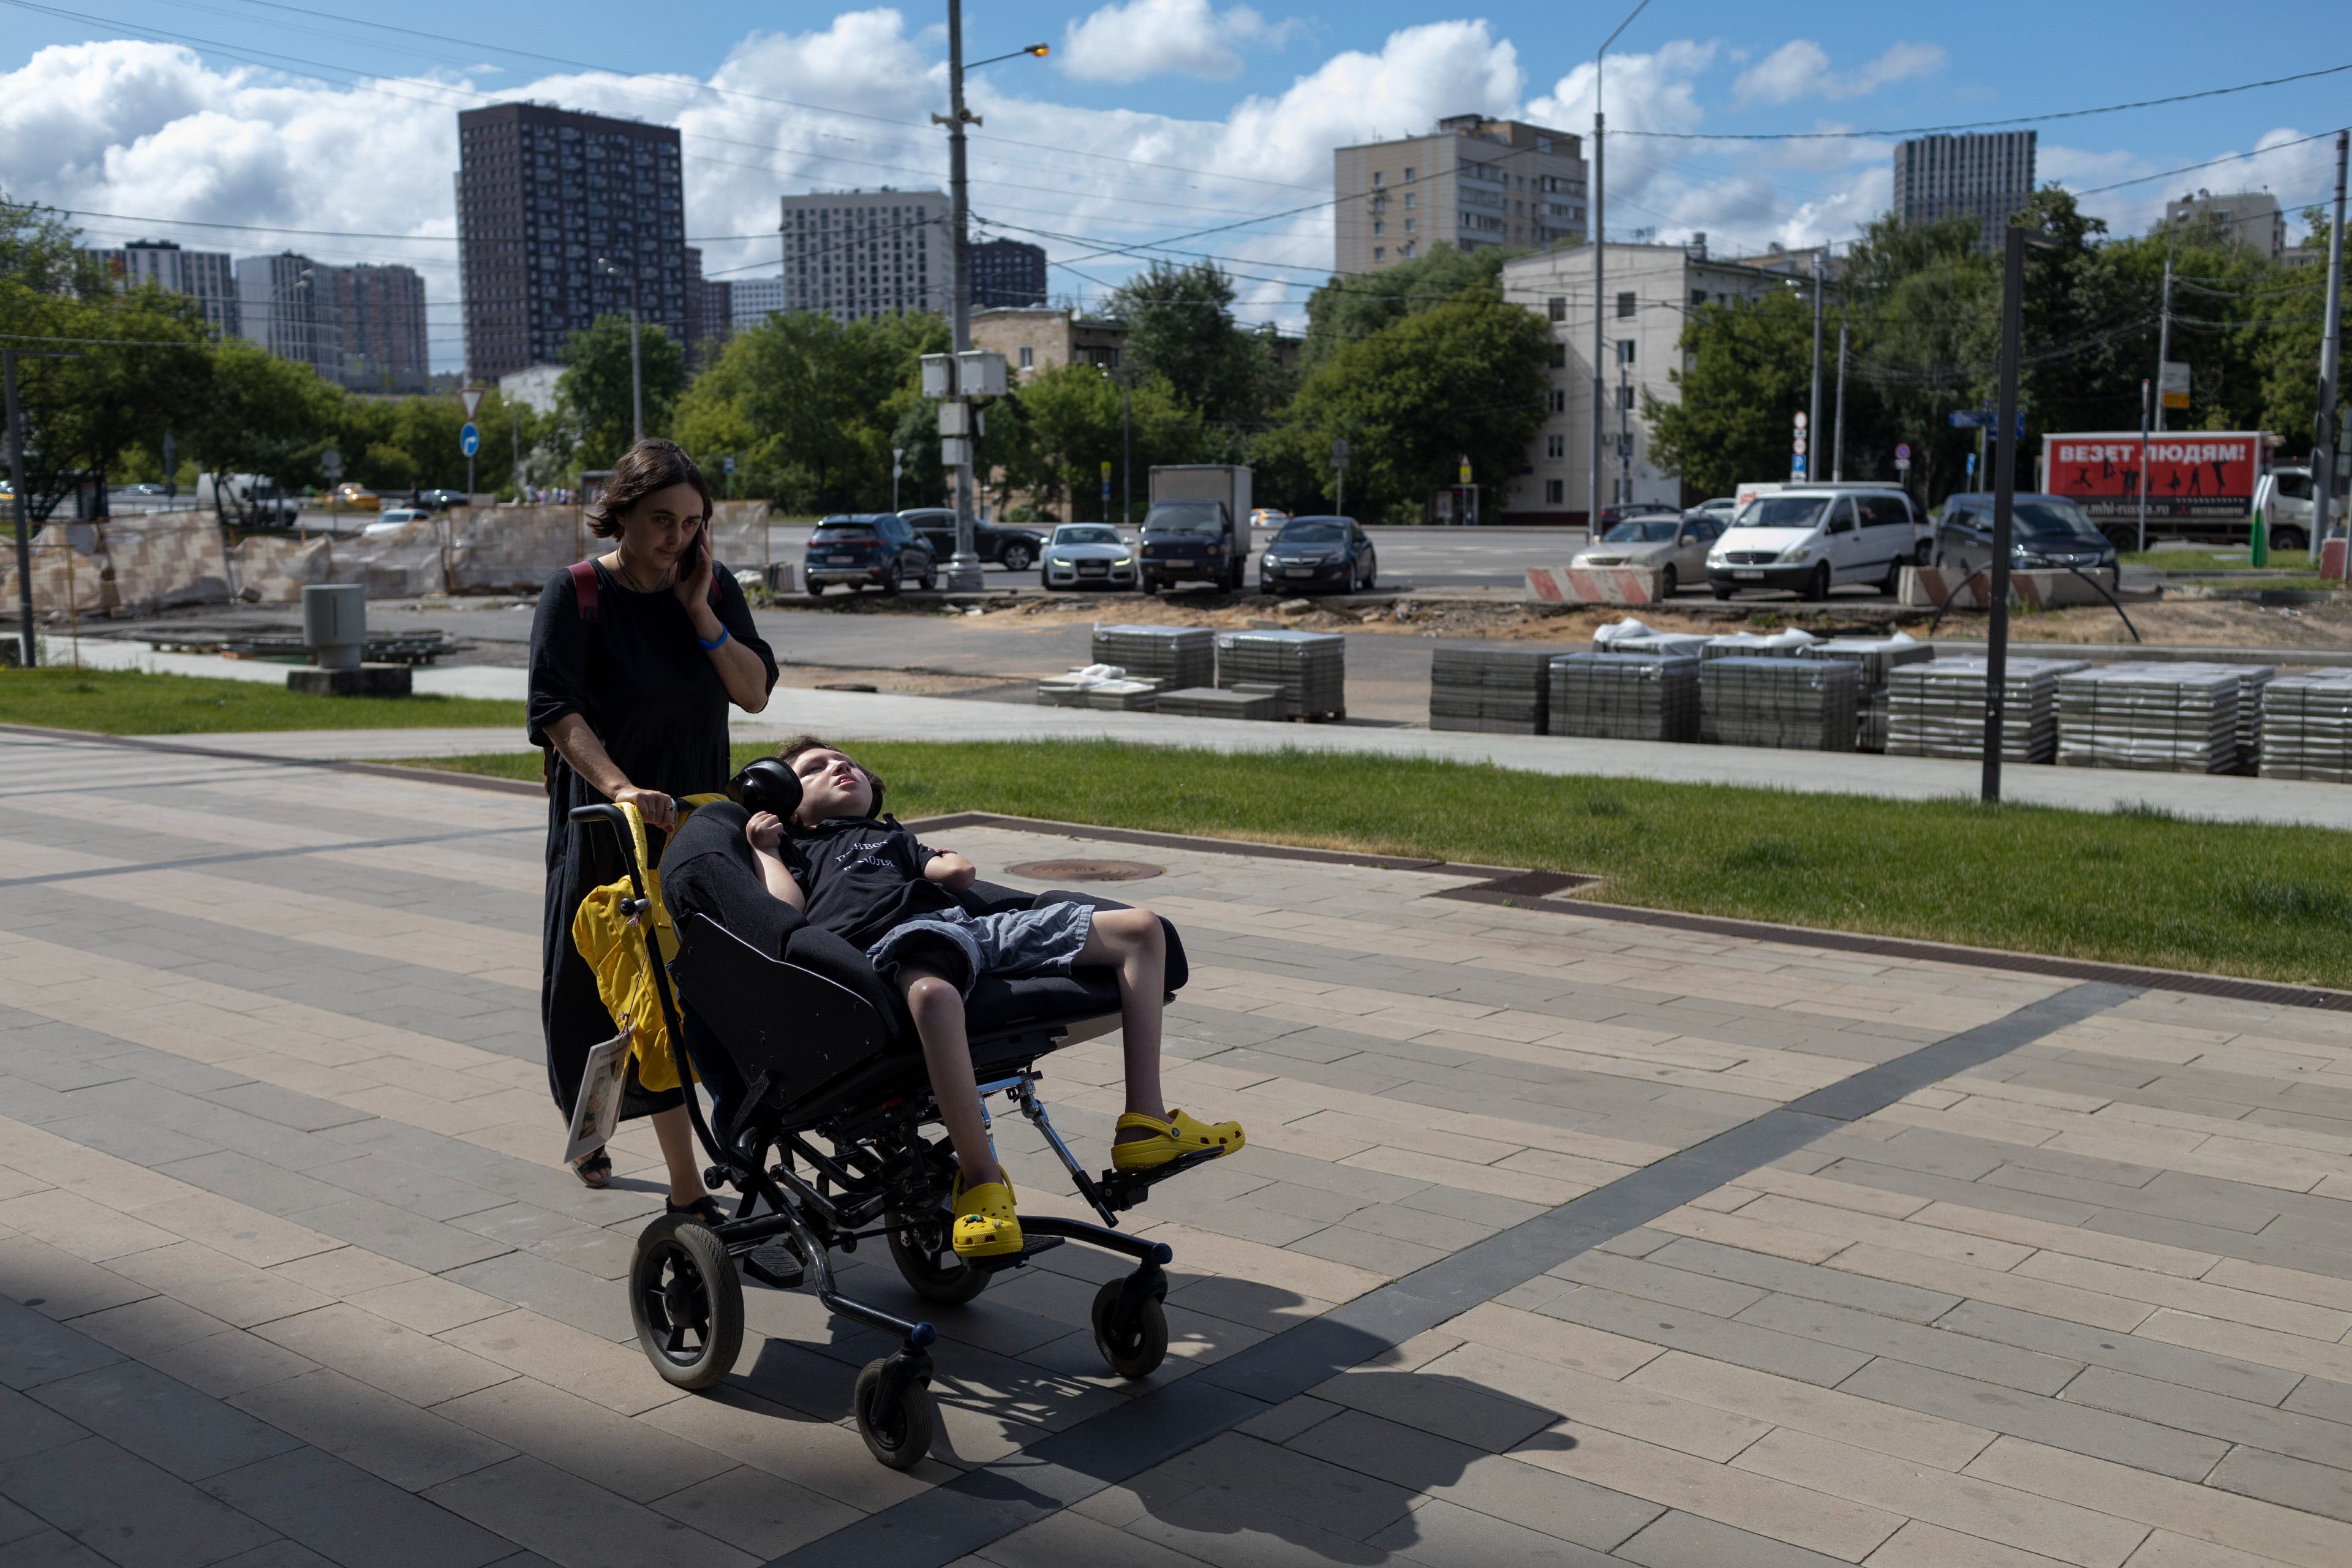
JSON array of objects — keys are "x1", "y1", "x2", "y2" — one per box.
[
  {"x1": 1091, "y1": 1277, "x2": 1169, "y2": 1379},
  {"x1": 887, "y1": 1213, "x2": 989, "y2": 1306},
  {"x1": 630, "y1": 1215, "x2": 744, "y2": 1390},
  {"x1": 854, "y1": 1357, "x2": 937, "y2": 1469}
]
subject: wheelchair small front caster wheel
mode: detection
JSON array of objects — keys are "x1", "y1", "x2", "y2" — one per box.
[
  {"x1": 888, "y1": 1213, "x2": 989, "y2": 1306},
  {"x1": 854, "y1": 1356, "x2": 937, "y2": 1469},
  {"x1": 629, "y1": 1215, "x2": 743, "y2": 1390},
  {"x1": 1091, "y1": 1276, "x2": 1169, "y2": 1379}
]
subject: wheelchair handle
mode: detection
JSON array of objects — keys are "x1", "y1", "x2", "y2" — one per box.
[{"x1": 568, "y1": 802, "x2": 651, "y2": 903}]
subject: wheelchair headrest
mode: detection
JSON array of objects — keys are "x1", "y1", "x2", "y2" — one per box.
[{"x1": 728, "y1": 757, "x2": 804, "y2": 821}]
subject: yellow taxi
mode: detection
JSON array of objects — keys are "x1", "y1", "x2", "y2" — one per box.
[{"x1": 330, "y1": 483, "x2": 380, "y2": 511}]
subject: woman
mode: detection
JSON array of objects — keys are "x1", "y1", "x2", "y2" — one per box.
[{"x1": 528, "y1": 438, "x2": 776, "y2": 1220}]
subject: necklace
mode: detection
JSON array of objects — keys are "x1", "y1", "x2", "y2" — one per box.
[{"x1": 603, "y1": 552, "x2": 675, "y2": 594}]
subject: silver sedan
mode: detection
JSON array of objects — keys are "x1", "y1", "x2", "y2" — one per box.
[
  {"x1": 1569, "y1": 513, "x2": 1724, "y2": 597},
  {"x1": 1040, "y1": 524, "x2": 1139, "y2": 592}
]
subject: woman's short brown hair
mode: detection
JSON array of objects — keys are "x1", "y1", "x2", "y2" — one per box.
[
  {"x1": 584, "y1": 439, "x2": 712, "y2": 539},
  {"x1": 774, "y1": 734, "x2": 885, "y2": 818}
]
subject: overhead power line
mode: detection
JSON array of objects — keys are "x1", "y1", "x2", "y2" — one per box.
[{"x1": 1619, "y1": 61, "x2": 2352, "y2": 140}]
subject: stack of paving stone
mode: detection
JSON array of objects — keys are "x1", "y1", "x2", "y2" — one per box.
[
  {"x1": 1035, "y1": 666, "x2": 1161, "y2": 710},
  {"x1": 1429, "y1": 646, "x2": 1553, "y2": 733},
  {"x1": 1547, "y1": 652, "x2": 1700, "y2": 742},
  {"x1": 1801, "y1": 636, "x2": 1935, "y2": 753},
  {"x1": 1214, "y1": 629, "x2": 1345, "y2": 718},
  {"x1": 2260, "y1": 669, "x2": 2352, "y2": 780},
  {"x1": 2056, "y1": 663, "x2": 2242, "y2": 772},
  {"x1": 1157, "y1": 686, "x2": 1284, "y2": 720},
  {"x1": 1886, "y1": 657, "x2": 2089, "y2": 763},
  {"x1": 1091, "y1": 624, "x2": 1213, "y2": 692},
  {"x1": 2168, "y1": 662, "x2": 2272, "y2": 774},
  {"x1": 1700, "y1": 657, "x2": 1857, "y2": 750}
]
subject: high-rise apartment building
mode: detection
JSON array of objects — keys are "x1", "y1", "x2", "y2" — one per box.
[
  {"x1": 333, "y1": 263, "x2": 430, "y2": 391},
  {"x1": 680, "y1": 247, "x2": 733, "y2": 365},
  {"x1": 456, "y1": 102, "x2": 689, "y2": 385},
  {"x1": 2163, "y1": 188, "x2": 2286, "y2": 259},
  {"x1": 1333, "y1": 115, "x2": 1587, "y2": 275},
  {"x1": 1893, "y1": 131, "x2": 2037, "y2": 252},
  {"x1": 236, "y1": 252, "x2": 342, "y2": 380},
  {"x1": 731, "y1": 276, "x2": 785, "y2": 331},
  {"x1": 778, "y1": 189, "x2": 946, "y2": 322},
  {"x1": 971, "y1": 238, "x2": 1047, "y2": 307},
  {"x1": 85, "y1": 240, "x2": 240, "y2": 334}
]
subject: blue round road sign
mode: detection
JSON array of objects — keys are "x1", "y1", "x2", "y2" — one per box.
[{"x1": 459, "y1": 423, "x2": 480, "y2": 457}]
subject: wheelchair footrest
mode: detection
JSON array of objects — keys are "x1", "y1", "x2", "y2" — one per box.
[
  {"x1": 739, "y1": 1240, "x2": 805, "y2": 1291},
  {"x1": 1096, "y1": 1148, "x2": 1224, "y2": 1212},
  {"x1": 973, "y1": 1234, "x2": 1065, "y2": 1275}
]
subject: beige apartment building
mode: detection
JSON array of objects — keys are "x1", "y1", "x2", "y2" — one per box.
[
  {"x1": 1333, "y1": 115, "x2": 1588, "y2": 275},
  {"x1": 2163, "y1": 188, "x2": 2287, "y2": 260},
  {"x1": 1497, "y1": 241, "x2": 1783, "y2": 524},
  {"x1": 968, "y1": 307, "x2": 1129, "y2": 376}
]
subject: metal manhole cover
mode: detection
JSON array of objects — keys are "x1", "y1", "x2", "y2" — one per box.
[{"x1": 1004, "y1": 858, "x2": 1165, "y2": 883}]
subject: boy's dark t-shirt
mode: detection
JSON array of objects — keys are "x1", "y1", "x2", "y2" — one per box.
[{"x1": 788, "y1": 817, "x2": 962, "y2": 950}]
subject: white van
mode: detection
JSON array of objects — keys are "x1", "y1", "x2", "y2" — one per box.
[{"x1": 1706, "y1": 486, "x2": 1923, "y2": 600}]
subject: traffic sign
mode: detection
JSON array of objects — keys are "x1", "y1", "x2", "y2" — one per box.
[
  {"x1": 1792, "y1": 438, "x2": 1807, "y2": 456},
  {"x1": 461, "y1": 387, "x2": 484, "y2": 419},
  {"x1": 1331, "y1": 437, "x2": 1350, "y2": 470},
  {"x1": 459, "y1": 423, "x2": 480, "y2": 457},
  {"x1": 723, "y1": 454, "x2": 736, "y2": 475},
  {"x1": 1793, "y1": 412, "x2": 1808, "y2": 429},
  {"x1": 1458, "y1": 459, "x2": 1472, "y2": 483},
  {"x1": 318, "y1": 447, "x2": 344, "y2": 481},
  {"x1": 1895, "y1": 443, "x2": 1911, "y2": 461}
]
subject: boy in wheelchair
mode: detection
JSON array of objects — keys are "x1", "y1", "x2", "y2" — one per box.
[{"x1": 739, "y1": 738, "x2": 1243, "y2": 1260}]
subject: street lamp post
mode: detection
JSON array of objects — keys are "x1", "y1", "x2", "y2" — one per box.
[
  {"x1": 1589, "y1": 0, "x2": 1652, "y2": 545},
  {"x1": 934, "y1": 10, "x2": 1048, "y2": 590},
  {"x1": 597, "y1": 256, "x2": 643, "y2": 445}
]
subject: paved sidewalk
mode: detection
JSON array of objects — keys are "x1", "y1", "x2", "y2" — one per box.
[{"x1": 5, "y1": 726, "x2": 2352, "y2": 1567}]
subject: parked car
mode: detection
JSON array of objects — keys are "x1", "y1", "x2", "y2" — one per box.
[
  {"x1": 1932, "y1": 493, "x2": 2116, "y2": 577},
  {"x1": 1591, "y1": 503, "x2": 1679, "y2": 535},
  {"x1": 2252, "y1": 467, "x2": 2346, "y2": 553},
  {"x1": 1688, "y1": 497, "x2": 1738, "y2": 525},
  {"x1": 1570, "y1": 511, "x2": 1723, "y2": 597},
  {"x1": 1706, "y1": 487, "x2": 1923, "y2": 600},
  {"x1": 899, "y1": 508, "x2": 1047, "y2": 571},
  {"x1": 802, "y1": 513, "x2": 937, "y2": 596},
  {"x1": 362, "y1": 508, "x2": 433, "y2": 535},
  {"x1": 1040, "y1": 524, "x2": 1138, "y2": 592},
  {"x1": 414, "y1": 489, "x2": 470, "y2": 513},
  {"x1": 329, "y1": 483, "x2": 379, "y2": 511},
  {"x1": 1258, "y1": 516, "x2": 1376, "y2": 594},
  {"x1": 1249, "y1": 508, "x2": 1291, "y2": 533}
]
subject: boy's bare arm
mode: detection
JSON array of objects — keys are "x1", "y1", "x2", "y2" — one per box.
[
  {"x1": 924, "y1": 851, "x2": 978, "y2": 892},
  {"x1": 744, "y1": 812, "x2": 807, "y2": 911}
]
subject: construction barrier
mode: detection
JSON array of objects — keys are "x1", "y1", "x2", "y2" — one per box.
[
  {"x1": 442, "y1": 499, "x2": 777, "y2": 594},
  {"x1": 1525, "y1": 565, "x2": 1668, "y2": 606},
  {"x1": 105, "y1": 518, "x2": 235, "y2": 611},
  {"x1": 1899, "y1": 565, "x2": 2121, "y2": 610},
  {"x1": 0, "y1": 527, "x2": 107, "y2": 617}
]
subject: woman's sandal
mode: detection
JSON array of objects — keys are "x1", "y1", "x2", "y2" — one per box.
[
  {"x1": 571, "y1": 1148, "x2": 612, "y2": 1188},
  {"x1": 1111, "y1": 1109, "x2": 1246, "y2": 1173},
  {"x1": 666, "y1": 1194, "x2": 731, "y2": 1227}
]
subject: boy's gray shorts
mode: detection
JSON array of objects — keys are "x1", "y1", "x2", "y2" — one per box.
[{"x1": 867, "y1": 902, "x2": 1094, "y2": 997}]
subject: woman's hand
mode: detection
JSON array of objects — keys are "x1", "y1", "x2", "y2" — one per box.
[
  {"x1": 676, "y1": 525, "x2": 716, "y2": 627},
  {"x1": 745, "y1": 810, "x2": 783, "y2": 855},
  {"x1": 612, "y1": 783, "x2": 676, "y2": 831}
]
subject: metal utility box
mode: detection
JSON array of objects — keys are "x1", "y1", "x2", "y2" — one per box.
[{"x1": 301, "y1": 583, "x2": 366, "y2": 669}]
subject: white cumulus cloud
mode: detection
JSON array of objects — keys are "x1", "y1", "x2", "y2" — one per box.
[
  {"x1": 1057, "y1": 0, "x2": 1292, "y2": 85},
  {"x1": 1733, "y1": 40, "x2": 1944, "y2": 106}
]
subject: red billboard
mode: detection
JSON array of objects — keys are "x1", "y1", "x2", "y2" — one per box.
[{"x1": 2042, "y1": 433, "x2": 2261, "y2": 521}]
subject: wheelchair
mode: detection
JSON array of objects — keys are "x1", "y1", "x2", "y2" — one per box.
[{"x1": 568, "y1": 777, "x2": 1218, "y2": 1470}]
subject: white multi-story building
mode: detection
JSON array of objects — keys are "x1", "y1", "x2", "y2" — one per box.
[
  {"x1": 778, "y1": 190, "x2": 947, "y2": 322},
  {"x1": 731, "y1": 276, "x2": 786, "y2": 331},
  {"x1": 236, "y1": 252, "x2": 343, "y2": 381},
  {"x1": 1893, "y1": 131, "x2": 2037, "y2": 253},
  {"x1": 1496, "y1": 241, "x2": 1785, "y2": 524},
  {"x1": 85, "y1": 240, "x2": 241, "y2": 334},
  {"x1": 1333, "y1": 116, "x2": 1587, "y2": 275},
  {"x1": 2163, "y1": 188, "x2": 2287, "y2": 259}
]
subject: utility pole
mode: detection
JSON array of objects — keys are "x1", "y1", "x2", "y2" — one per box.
[
  {"x1": 1832, "y1": 307, "x2": 1849, "y2": 482},
  {"x1": 1617, "y1": 342, "x2": 1633, "y2": 505},
  {"x1": 2317, "y1": 128, "x2": 2346, "y2": 580},
  {"x1": 1589, "y1": 2, "x2": 1651, "y2": 542},
  {"x1": 2137, "y1": 378, "x2": 2151, "y2": 555},
  {"x1": 2154, "y1": 251, "x2": 2175, "y2": 433},
  {"x1": 1985, "y1": 224, "x2": 2057, "y2": 804},
  {"x1": 935, "y1": 0, "x2": 984, "y2": 591},
  {"x1": 1121, "y1": 376, "x2": 1132, "y2": 524},
  {"x1": 598, "y1": 257, "x2": 643, "y2": 446},
  {"x1": 1807, "y1": 249, "x2": 1824, "y2": 481},
  {"x1": 6, "y1": 349, "x2": 31, "y2": 669}
]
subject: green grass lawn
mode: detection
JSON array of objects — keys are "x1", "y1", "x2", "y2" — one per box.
[
  {"x1": 405, "y1": 738, "x2": 2352, "y2": 990},
  {"x1": 2120, "y1": 549, "x2": 2317, "y2": 575},
  {"x1": 0, "y1": 666, "x2": 524, "y2": 735}
]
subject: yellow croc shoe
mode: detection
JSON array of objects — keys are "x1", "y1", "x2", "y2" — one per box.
[
  {"x1": 1111, "y1": 1109, "x2": 1246, "y2": 1172},
  {"x1": 951, "y1": 1178, "x2": 1022, "y2": 1259}
]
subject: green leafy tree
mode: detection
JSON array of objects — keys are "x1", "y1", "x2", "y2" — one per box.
[
  {"x1": 992, "y1": 363, "x2": 1200, "y2": 521},
  {"x1": 1107, "y1": 260, "x2": 1276, "y2": 429},
  {"x1": 1256, "y1": 288, "x2": 1548, "y2": 523},
  {"x1": 557, "y1": 315, "x2": 686, "y2": 470},
  {"x1": 1297, "y1": 243, "x2": 1516, "y2": 375},
  {"x1": 181, "y1": 339, "x2": 339, "y2": 522},
  {"x1": 1642, "y1": 287, "x2": 1820, "y2": 500}
]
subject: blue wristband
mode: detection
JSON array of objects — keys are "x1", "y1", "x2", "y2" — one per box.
[{"x1": 696, "y1": 625, "x2": 730, "y2": 652}]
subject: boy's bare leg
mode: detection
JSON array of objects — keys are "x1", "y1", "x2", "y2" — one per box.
[
  {"x1": 899, "y1": 966, "x2": 1004, "y2": 1187},
  {"x1": 649, "y1": 1106, "x2": 709, "y2": 1207},
  {"x1": 1078, "y1": 909, "x2": 1170, "y2": 1143}
]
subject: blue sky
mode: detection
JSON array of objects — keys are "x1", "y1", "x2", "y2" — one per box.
[{"x1": 4, "y1": 1, "x2": 2343, "y2": 370}]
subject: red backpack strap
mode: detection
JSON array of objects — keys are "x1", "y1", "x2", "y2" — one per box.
[{"x1": 568, "y1": 559, "x2": 600, "y2": 623}]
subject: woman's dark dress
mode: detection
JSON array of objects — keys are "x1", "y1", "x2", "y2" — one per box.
[{"x1": 526, "y1": 559, "x2": 777, "y2": 1125}]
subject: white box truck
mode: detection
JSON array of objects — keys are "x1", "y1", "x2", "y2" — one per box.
[{"x1": 1140, "y1": 465, "x2": 1252, "y2": 593}]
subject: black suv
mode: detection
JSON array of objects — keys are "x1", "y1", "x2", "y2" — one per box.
[
  {"x1": 900, "y1": 508, "x2": 1047, "y2": 572},
  {"x1": 1933, "y1": 493, "x2": 2116, "y2": 576},
  {"x1": 802, "y1": 513, "x2": 937, "y2": 596}
]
